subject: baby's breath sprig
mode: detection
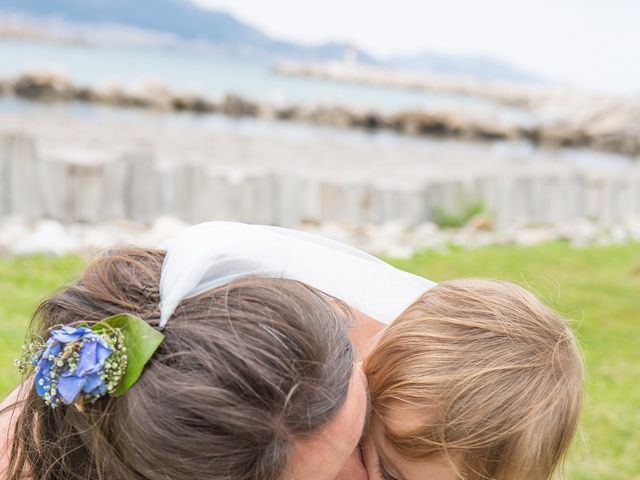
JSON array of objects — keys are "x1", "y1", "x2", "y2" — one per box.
[
  {"x1": 101, "y1": 329, "x2": 128, "y2": 396},
  {"x1": 14, "y1": 339, "x2": 45, "y2": 377}
]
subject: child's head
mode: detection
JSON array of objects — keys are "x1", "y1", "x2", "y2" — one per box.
[
  {"x1": 6, "y1": 247, "x2": 366, "y2": 480},
  {"x1": 363, "y1": 279, "x2": 583, "y2": 480}
]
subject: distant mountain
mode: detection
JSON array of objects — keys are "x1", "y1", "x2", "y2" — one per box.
[
  {"x1": 0, "y1": 0, "x2": 268, "y2": 45},
  {"x1": 0, "y1": 0, "x2": 538, "y2": 81},
  {"x1": 0, "y1": 0, "x2": 376, "y2": 62}
]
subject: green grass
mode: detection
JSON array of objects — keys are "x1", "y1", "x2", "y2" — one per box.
[
  {"x1": 1, "y1": 243, "x2": 639, "y2": 479},
  {"x1": 0, "y1": 255, "x2": 85, "y2": 394},
  {"x1": 432, "y1": 200, "x2": 487, "y2": 228}
]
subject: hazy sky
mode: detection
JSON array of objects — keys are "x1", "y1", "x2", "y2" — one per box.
[{"x1": 192, "y1": 0, "x2": 640, "y2": 94}]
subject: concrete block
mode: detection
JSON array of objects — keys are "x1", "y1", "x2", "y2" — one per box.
[
  {"x1": 7, "y1": 134, "x2": 43, "y2": 218},
  {"x1": 122, "y1": 150, "x2": 156, "y2": 223}
]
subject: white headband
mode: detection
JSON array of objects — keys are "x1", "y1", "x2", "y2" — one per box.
[{"x1": 158, "y1": 222, "x2": 435, "y2": 329}]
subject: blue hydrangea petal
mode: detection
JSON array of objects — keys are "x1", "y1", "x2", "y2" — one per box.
[
  {"x1": 35, "y1": 367, "x2": 50, "y2": 397},
  {"x1": 65, "y1": 325, "x2": 92, "y2": 335},
  {"x1": 35, "y1": 381, "x2": 46, "y2": 397},
  {"x1": 82, "y1": 373, "x2": 104, "y2": 394},
  {"x1": 95, "y1": 343, "x2": 112, "y2": 368},
  {"x1": 50, "y1": 342, "x2": 62, "y2": 356},
  {"x1": 57, "y1": 375, "x2": 86, "y2": 404},
  {"x1": 51, "y1": 326, "x2": 92, "y2": 344},
  {"x1": 94, "y1": 334, "x2": 111, "y2": 349},
  {"x1": 51, "y1": 331, "x2": 81, "y2": 343},
  {"x1": 75, "y1": 341, "x2": 98, "y2": 376},
  {"x1": 37, "y1": 355, "x2": 50, "y2": 371},
  {"x1": 42, "y1": 340, "x2": 61, "y2": 359}
]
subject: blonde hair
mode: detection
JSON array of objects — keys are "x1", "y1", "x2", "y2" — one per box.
[{"x1": 364, "y1": 279, "x2": 583, "y2": 480}]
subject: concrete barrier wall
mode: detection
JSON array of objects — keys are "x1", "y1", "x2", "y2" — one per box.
[{"x1": 1, "y1": 132, "x2": 639, "y2": 228}]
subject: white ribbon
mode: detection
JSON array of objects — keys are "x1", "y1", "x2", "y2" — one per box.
[{"x1": 158, "y1": 222, "x2": 435, "y2": 328}]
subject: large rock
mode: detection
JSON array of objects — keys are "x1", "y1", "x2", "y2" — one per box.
[
  {"x1": 221, "y1": 95, "x2": 259, "y2": 117},
  {"x1": 12, "y1": 72, "x2": 76, "y2": 100}
]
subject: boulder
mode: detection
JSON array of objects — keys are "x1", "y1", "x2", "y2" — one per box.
[{"x1": 12, "y1": 71, "x2": 76, "y2": 100}]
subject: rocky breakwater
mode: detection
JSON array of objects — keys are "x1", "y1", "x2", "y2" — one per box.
[
  {"x1": 276, "y1": 61, "x2": 549, "y2": 107},
  {"x1": 1, "y1": 71, "x2": 639, "y2": 157},
  {"x1": 277, "y1": 62, "x2": 640, "y2": 157}
]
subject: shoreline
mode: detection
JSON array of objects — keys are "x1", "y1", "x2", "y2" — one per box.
[{"x1": 1, "y1": 71, "x2": 639, "y2": 158}]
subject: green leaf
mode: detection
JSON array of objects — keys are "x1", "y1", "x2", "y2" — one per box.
[{"x1": 92, "y1": 313, "x2": 165, "y2": 396}]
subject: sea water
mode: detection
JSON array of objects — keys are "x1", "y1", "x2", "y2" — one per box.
[{"x1": 0, "y1": 38, "x2": 526, "y2": 115}]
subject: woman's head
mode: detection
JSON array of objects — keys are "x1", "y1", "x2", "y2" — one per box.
[
  {"x1": 363, "y1": 279, "x2": 583, "y2": 480},
  {"x1": 7, "y1": 247, "x2": 366, "y2": 480}
]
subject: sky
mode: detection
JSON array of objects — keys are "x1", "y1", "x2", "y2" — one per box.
[{"x1": 192, "y1": 0, "x2": 640, "y2": 94}]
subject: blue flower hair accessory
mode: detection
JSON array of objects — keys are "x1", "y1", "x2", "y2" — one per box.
[{"x1": 17, "y1": 314, "x2": 165, "y2": 410}]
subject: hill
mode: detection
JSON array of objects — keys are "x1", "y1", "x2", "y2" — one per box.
[{"x1": 0, "y1": 0, "x2": 536, "y2": 80}]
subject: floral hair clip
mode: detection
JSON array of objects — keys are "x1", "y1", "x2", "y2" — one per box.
[{"x1": 16, "y1": 314, "x2": 165, "y2": 410}]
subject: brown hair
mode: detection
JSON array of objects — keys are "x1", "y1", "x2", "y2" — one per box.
[
  {"x1": 364, "y1": 279, "x2": 583, "y2": 480},
  {"x1": 5, "y1": 247, "x2": 354, "y2": 480}
]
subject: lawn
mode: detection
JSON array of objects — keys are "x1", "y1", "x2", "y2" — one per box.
[{"x1": 1, "y1": 242, "x2": 639, "y2": 479}]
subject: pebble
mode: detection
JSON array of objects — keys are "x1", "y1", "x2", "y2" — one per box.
[{"x1": 0, "y1": 215, "x2": 638, "y2": 258}]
